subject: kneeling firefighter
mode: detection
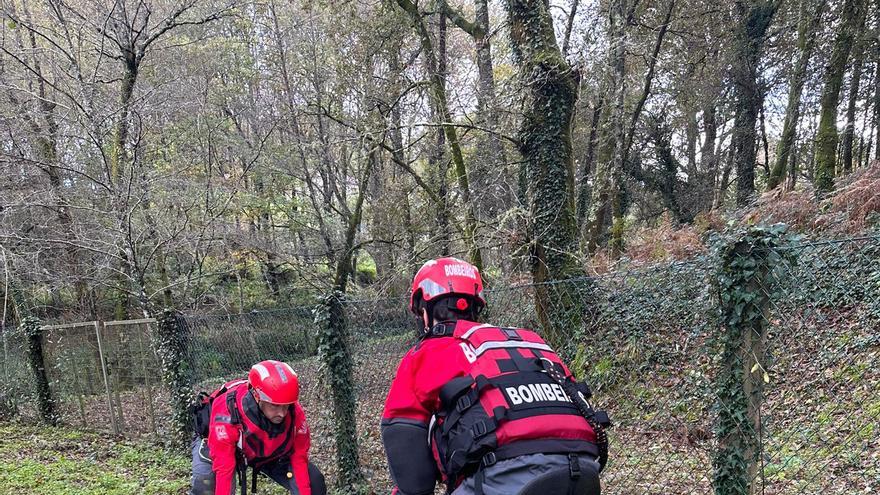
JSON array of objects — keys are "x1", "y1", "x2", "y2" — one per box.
[
  {"x1": 190, "y1": 359, "x2": 326, "y2": 495},
  {"x1": 381, "y1": 257, "x2": 610, "y2": 495}
]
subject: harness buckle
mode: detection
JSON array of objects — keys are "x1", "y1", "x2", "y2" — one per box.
[
  {"x1": 593, "y1": 410, "x2": 612, "y2": 428},
  {"x1": 456, "y1": 395, "x2": 472, "y2": 412},
  {"x1": 501, "y1": 327, "x2": 522, "y2": 341},
  {"x1": 481, "y1": 452, "x2": 497, "y2": 467},
  {"x1": 472, "y1": 421, "x2": 488, "y2": 438},
  {"x1": 568, "y1": 453, "x2": 581, "y2": 479},
  {"x1": 432, "y1": 323, "x2": 453, "y2": 337}
]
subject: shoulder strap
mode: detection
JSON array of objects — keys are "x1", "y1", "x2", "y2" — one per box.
[{"x1": 226, "y1": 388, "x2": 241, "y2": 425}]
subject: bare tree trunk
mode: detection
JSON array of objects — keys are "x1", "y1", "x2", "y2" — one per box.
[
  {"x1": 876, "y1": 40, "x2": 880, "y2": 160},
  {"x1": 562, "y1": 0, "x2": 580, "y2": 56},
  {"x1": 686, "y1": 110, "x2": 698, "y2": 175},
  {"x1": 577, "y1": 98, "x2": 604, "y2": 226},
  {"x1": 474, "y1": 0, "x2": 508, "y2": 203},
  {"x1": 768, "y1": 0, "x2": 827, "y2": 190},
  {"x1": 814, "y1": 0, "x2": 868, "y2": 194},
  {"x1": 396, "y1": 0, "x2": 483, "y2": 269},
  {"x1": 715, "y1": 147, "x2": 735, "y2": 209},
  {"x1": 387, "y1": 45, "x2": 417, "y2": 261},
  {"x1": 842, "y1": 27, "x2": 867, "y2": 174},
  {"x1": 700, "y1": 101, "x2": 718, "y2": 209},
  {"x1": 731, "y1": 0, "x2": 778, "y2": 206},
  {"x1": 436, "y1": 15, "x2": 451, "y2": 255}
]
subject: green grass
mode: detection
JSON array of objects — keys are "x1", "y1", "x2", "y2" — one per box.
[
  {"x1": 0, "y1": 424, "x2": 189, "y2": 494},
  {"x1": 0, "y1": 424, "x2": 298, "y2": 495}
]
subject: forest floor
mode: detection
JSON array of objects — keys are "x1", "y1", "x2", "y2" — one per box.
[{"x1": 0, "y1": 423, "x2": 189, "y2": 494}]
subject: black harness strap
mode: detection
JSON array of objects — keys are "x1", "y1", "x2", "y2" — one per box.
[
  {"x1": 238, "y1": 460, "x2": 247, "y2": 495},
  {"x1": 439, "y1": 375, "x2": 492, "y2": 436},
  {"x1": 567, "y1": 453, "x2": 581, "y2": 495},
  {"x1": 428, "y1": 322, "x2": 457, "y2": 338},
  {"x1": 538, "y1": 359, "x2": 611, "y2": 471},
  {"x1": 226, "y1": 390, "x2": 241, "y2": 425}
]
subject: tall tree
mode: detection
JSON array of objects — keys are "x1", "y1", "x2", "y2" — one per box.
[
  {"x1": 730, "y1": 0, "x2": 779, "y2": 206},
  {"x1": 586, "y1": 0, "x2": 629, "y2": 253},
  {"x1": 504, "y1": 0, "x2": 589, "y2": 346},
  {"x1": 440, "y1": 0, "x2": 510, "y2": 215},
  {"x1": 394, "y1": 0, "x2": 483, "y2": 270},
  {"x1": 841, "y1": 16, "x2": 869, "y2": 174},
  {"x1": 875, "y1": 0, "x2": 880, "y2": 162},
  {"x1": 814, "y1": 0, "x2": 868, "y2": 194},
  {"x1": 768, "y1": 0, "x2": 827, "y2": 190}
]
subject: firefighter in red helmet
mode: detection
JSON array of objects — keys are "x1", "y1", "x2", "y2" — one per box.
[
  {"x1": 190, "y1": 360, "x2": 326, "y2": 495},
  {"x1": 381, "y1": 257, "x2": 607, "y2": 495}
]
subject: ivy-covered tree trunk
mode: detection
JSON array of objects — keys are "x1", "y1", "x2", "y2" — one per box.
[
  {"x1": 768, "y1": 0, "x2": 826, "y2": 190},
  {"x1": 731, "y1": 0, "x2": 778, "y2": 206},
  {"x1": 814, "y1": 0, "x2": 868, "y2": 194},
  {"x1": 316, "y1": 141, "x2": 373, "y2": 494},
  {"x1": 155, "y1": 309, "x2": 193, "y2": 449},
  {"x1": 22, "y1": 316, "x2": 56, "y2": 426},
  {"x1": 111, "y1": 60, "x2": 139, "y2": 320},
  {"x1": 504, "y1": 0, "x2": 591, "y2": 348},
  {"x1": 712, "y1": 226, "x2": 792, "y2": 495}
]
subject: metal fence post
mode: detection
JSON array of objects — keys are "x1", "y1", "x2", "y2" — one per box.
[
  {"x1": 141, "y1": 321, "x2": 158, "y2": 437},
  {"x1": 94, "y1": 320, "x2": 119, "y2": 435}
]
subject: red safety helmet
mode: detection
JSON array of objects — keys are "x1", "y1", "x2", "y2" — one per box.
[
  {"x1": 409, "y1": 257, "x2": 486, "y2": 315},
  {"x1": 248, "y1": 360, "x2": 299, "y2": 405}
]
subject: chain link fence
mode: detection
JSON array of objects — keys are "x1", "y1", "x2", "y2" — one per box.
[
  {"x1": 0, "y1": 232, "x2": 877, "y2": 493},
  {"x1": 3, "y1": 319, "x2": 168, "y2": 438}
]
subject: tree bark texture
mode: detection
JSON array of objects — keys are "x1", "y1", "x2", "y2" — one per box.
[
  {"x1": 768, "y1": 0, "x2": 827, "y2": 190},
  {"x1": 505, "y1": 0, "x2": 591, "y2": 348},
  {"x1": 814, "y1": 0, "x2": 867, "y2": 194},
  {"x1": 842, "y1": 22, "x2": 868, "y2": 174},
  {"x1": 731, "y1": 0, "x2": 778, "y2": 206}
]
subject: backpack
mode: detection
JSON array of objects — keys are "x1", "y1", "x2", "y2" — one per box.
[{"x1": 190, "y1": 379, "x2": 246, "y2": 438}]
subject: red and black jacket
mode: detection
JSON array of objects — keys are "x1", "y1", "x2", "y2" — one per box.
[
  {"x1": 207, "y1": 381, "x2": 312, "y2": 495},
  {"x1": 382, "y1": 320, "x2": 598, "y2": 493}
]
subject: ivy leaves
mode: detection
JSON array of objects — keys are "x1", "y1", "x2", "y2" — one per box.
[{"x1": 710, "y1": 224, "x2": 798, "y2": 495}]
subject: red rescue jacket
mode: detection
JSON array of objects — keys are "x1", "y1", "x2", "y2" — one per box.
[
  {"x1": 207, "y1": 381, "x2": 312, "y2": 495},
  {"x1": 383, "y1": 320, "x2": 597, "y2": 490}
]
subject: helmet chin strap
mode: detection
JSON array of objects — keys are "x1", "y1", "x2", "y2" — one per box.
[
  {"x1": 418, "y1": 307, "x2": 433, "y2": 335},
  {"x1": 418, "y1": 296, "x2": 475, "y2": 336}
]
